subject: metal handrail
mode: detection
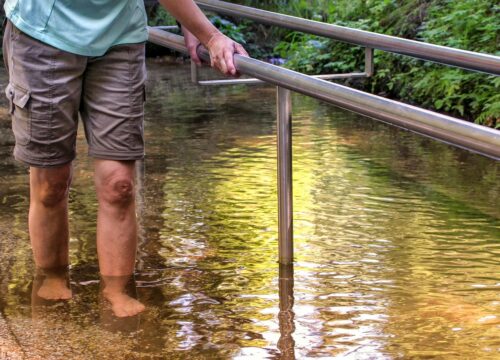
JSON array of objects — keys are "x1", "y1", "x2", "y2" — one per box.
[
  {"x1": 194, "y1": 0, "x2": 500, "y2": 76},
  {"x1": 191, "y1": 48, "x2": 372, "y2": 86},
  {"x1": 148, "y1": 27, "x2": 500, "y2": 161},
  {"x1": 148, "y1": 25, "x2": 500, "y2": 265}
]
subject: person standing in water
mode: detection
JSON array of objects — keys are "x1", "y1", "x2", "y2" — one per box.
[{"x1": 3, "y1": 0, "x2": 248, "y2": 317}]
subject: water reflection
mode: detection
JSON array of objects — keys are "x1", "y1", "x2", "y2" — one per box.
[
  {"x1": 0, "y1": 62, "x2": 498, "y2": 359},
  {"x1": 278, "y1": 264, "x2": 295, "y2": 359},
  {"x1": 98, "y1": 275, "x2": 142, "y2": 333},
  {"x1": 31, "y1": 266, "x2": 72, "y2": 305},
  {"x1": 31, "y1": 272, "x2": 142, "y2": 334}
]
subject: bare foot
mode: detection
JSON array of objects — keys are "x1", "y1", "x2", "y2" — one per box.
[
  {"x1": 37, "y1": 276, "x2": 72, "y2": 300},
  {"x1": 104, "y1": 291, "x2": 145, "y2": 317}
]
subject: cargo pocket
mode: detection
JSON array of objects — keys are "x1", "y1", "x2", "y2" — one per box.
[
  {"x1": 128, "y1": 113, "x2": 145, "y2": 152},
  {"x1": 126, "y1": 83, "x2": 145, "y2": 152},
  {"x1": 6, "y1": 83, "x2": 31, "y2": 146}
]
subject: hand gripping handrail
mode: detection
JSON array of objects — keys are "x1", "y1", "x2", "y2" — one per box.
[
  {"x1": 148, "y1": 27, "x2": 500, "y2": 161},
  {"x1": 194, "y1": 0, "x2": 500, "y2": 75}
]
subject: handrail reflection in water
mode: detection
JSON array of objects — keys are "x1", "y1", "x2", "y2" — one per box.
[{"x1": 278, "y1": 264, "x2": 295, "y2": 359}]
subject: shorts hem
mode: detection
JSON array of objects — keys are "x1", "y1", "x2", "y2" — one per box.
[
  {"x1": 88, "y1": 150, "x2": 145, "y2": 161},
  {"x1": 13, "y1": 149, "x2": 75, "y2": 168}
]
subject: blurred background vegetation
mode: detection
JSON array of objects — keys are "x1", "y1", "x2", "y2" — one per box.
[
  {"x1": 147, "y1": 0, "x2": 499, "y2": 127},
  {"x1": 0, "y1": 1, "x2": 498, "y2": 126}
]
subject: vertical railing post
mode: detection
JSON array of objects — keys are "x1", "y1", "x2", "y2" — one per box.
[
  {"x1": 277, "y1": 87, "x2": 293, "y2": 265},
  {"x1": 191, "y1": 60, "x2": 199, "y2": 84},
  {"x1": 365, "y1": 47, "x2": 375, "y2": 77}
]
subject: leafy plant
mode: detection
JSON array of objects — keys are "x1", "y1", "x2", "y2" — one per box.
[
  {"x1": 146, "y1": 0, "x2": 499, "y2": 126},
  {"x1": 209, "y1": 15, "x2": 247, "y2": 45},
  {"x1": 268, "y1": 0, "x2": 499, "y2": 126}
]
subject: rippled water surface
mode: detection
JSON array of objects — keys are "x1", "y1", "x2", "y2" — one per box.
[{"x1": 0, "y1": 61, "x2": 499, "y2": 359}]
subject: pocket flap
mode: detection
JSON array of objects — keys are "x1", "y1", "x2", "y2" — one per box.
[{"x1": 11, "y1": 84, "x2": 30, "y2": 109}]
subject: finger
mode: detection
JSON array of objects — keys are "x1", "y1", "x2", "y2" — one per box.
[
  {"x1": 189, "y1": 47, "x2": 202, "y2": 66},
  {"x1": 195, "y1": 43, "x2": 204, "y2": 66},
  {"x1": 224, "y1": 48, "x2": 236, "y2": 76},
  {"x1": 216, "y1": 55, "x2": 228, "y2": 75},
  {"x1": 210, "y1": 51, "x2": 215, "y2": 68},
  {"x1": 192, "y1": 52, "x2": 202, "y2": 66},
  {"x1": 235, "y1": 44, "x2": 249, "y2": 57}
]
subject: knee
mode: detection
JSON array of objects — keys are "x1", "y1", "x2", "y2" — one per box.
[
  {"x1": 38, "y1": 180, "x2": 70, "y2": 207},
  {"x1": 31, "y1": 165, "x2": 72, "y2": 207},
  {"x1": 99, "y1": 177, "x2": 135, "y2": 206}
]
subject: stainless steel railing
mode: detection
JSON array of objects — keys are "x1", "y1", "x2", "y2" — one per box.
[
  {"x1": 147, "y1": 3, "x2": 500, "y2": 265},
  {"x1": 148, "y1": 28, "x2": 499, "y2": 264},
  {"x1": 194, "y1": 0, "x2": 500, "y2": 75},
  {"x1": 190, "y1": 49, "x2": 372, "y2": 86},
  {"x1": 148, "y1": 28, "x2": 499, "y2": 160}
]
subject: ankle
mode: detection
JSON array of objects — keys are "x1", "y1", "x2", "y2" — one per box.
[
  {"x1": 36, "y1": 265, "x2": 70, "y2": 278},
  {"x1": 101, "y1": 274, "x2": 134, "y2": 297},
  {"x1": 102, "y1": 287, "x2": 126, "y2": 298}
]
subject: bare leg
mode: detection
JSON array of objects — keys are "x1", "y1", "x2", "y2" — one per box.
[
  {"x1": 94, "y1": 159, "x2": 144, "y2": 317},
  {"x1": 29, "y1": 164, "x2": 73, "y2": 300}
]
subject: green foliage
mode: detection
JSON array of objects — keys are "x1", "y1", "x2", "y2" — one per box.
[
  {"x1": 274, "y1": 1, "x2": 398, "y2": 74},
  {"x1": 235, "y1": 0, "x2": 499, "y2": 126},
  {"x1": 209, "y1": 16, "x2": 247, "y2": 45},
  {"x1": 376, "y1": 0, "x2": 500, "y2": 126},
  {"x1": 147, "y1": 7, "x2": 177, "y2": 27},
  {"x1": 398, "y1": 0, "x2": 499, "y2": 126},
  {"x1": 146, "y1": 0, "x2": 499, "y2": 126},
  {"x1": 419, "y1": 1, "x2": 499, "y2": 54}
]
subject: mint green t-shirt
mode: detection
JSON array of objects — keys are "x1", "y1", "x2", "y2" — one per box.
[{"x1": 4, "y1": 0, "x2": 148, "y2": 57}]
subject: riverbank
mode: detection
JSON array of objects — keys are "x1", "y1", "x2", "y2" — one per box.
[
  {"x1": 146, "y1": 0, "x2": 499, "y2": 127},
  {"x1": 229, "y1": 0, "x2": 499, "y2": 127}
]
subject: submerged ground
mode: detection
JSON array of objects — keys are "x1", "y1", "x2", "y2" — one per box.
[{"x1": 0, "y1": 61, "x2": 499, "y2": 359}]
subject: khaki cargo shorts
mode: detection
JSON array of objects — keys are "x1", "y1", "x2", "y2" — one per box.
[{"x1": 3, "y1": 20, "x2": 147, "y2": 167}]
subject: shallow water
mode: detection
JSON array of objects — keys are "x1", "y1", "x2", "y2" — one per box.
[{"x1": 0, "y1": 61, "x2": 499, "y2": 359}]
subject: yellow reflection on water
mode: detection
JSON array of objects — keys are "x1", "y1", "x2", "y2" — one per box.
[{"x1": 0, "y1": 63, "x2": 498, "y2": 359}]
